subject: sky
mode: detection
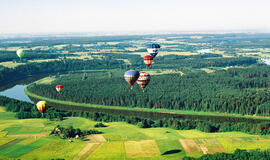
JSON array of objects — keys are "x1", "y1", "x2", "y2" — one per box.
[{"x1": 0, "y1": 0, "x2": 270, "y2": 34}]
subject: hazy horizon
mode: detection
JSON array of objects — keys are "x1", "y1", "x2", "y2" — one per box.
[{"x1": 1, "y1": 0, "x2": 270, "y2": 34}]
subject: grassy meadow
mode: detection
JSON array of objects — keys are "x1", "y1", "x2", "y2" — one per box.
[{"x1": 0, "y1": 108, "x2": 270, "y2": 160}]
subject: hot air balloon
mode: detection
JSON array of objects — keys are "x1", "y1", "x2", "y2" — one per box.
[
  {"x1": 16, "y1": 49, "x2": 25, "y2": 61},
  {"x1": 36, "y1": 101, "x2": 48, "y2": 115},
  {"x1": 56, "y1": 85, "x2": 63, "y2": 93},
  {"x1": 147, "y1": 44, "x2": 160, "y2": 58},
  {"x1": 136, "y1": 72, "x2": 151, "y2": 92},
  {"x1": 143, "y1": 55, "x2": 154, "y2": 67},
  {"x1": 124, "y1": 70, "x2": 140, "y2": 89}
]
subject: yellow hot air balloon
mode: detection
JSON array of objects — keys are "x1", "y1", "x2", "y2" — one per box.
[{"x1": 36, "y1": 101, "x2": 48, "y2": 114}]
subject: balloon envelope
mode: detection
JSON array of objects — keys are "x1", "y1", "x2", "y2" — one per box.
[
  {"x1": 143, "y1": 55, "x2": 154, "y2": 67},
  {"x1": 36, "y1": 101, "x2": 48, "y2": 113},
  {"x1": 136, "y1": 72, "x2": 151, "y2": 91},
  {"x1": 16, "y1": 49, "x2": 25, "y2": 58},
  {"x1": 124, "y1": 70, "x2": 140, "y2": 86},
  {"x1": 147, "y1": 44, "x2": 160, "y2": 58},
  {"x1": 56, "y1": 85, "x2": 64, "y2": 92}
]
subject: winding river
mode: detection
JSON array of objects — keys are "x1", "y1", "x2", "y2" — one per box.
[
  {"x1": 0, "y1": 84, "x2": 33, "y2": 103},
  {"x1": 0, "y1": 75, "x2": 48, "y2": 104}
]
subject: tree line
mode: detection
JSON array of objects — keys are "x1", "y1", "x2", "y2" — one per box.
[{"x1": 1, "y1": 95, "x2": 270, "y2": 135}]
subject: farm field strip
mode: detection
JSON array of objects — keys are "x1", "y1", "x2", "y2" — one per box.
[
  {"x1": 73, "y1": 143, "x2": 101, "y2": 160},
  {"x1": 89, "y1": 141, "x2": 126, "y2": 159},
  {"x1": 3, "y1": 124, "x2": 44, "y2": 135},
  {"x1": 125, "y1": 140, "x2": 161, "y2": 158},
  {"x1": 6, "y1": 132, "x2": 48, "y2": 137},
  {"x1": 0, "y1": 138, "x2": 52, "y2": 158},
  {"x1": 179, "y1": 139, "x2": 201, "y2": 153},
  {"x1": 19, "y1": 138, "x2": 86, "y2": 160},
  {"x1": 0, "y1": 139, "x2": 23, "y2": 150},
  {"x1": 84, "y1": 135, "x2": 106, "y2": 143},
  {"x1": 217, "y1": 136, "x2": 270, "y2": 153}
]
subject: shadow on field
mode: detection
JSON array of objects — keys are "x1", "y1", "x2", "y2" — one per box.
[{"x1": 162, "y1": 149, "x2": 182, "y2": 155}]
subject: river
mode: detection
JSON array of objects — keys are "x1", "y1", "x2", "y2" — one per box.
[
  {"x1": 0, "y1": 84, "x2": 33, "y2": 103},
  {"x1": 0, "y1": 75, "x2": 48, "y2": 104}
]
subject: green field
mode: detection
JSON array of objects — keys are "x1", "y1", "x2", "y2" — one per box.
[
  {"x1": 0, "y1": 109, "x2": 270, "y2": 160},
  {"x1": 0, "y1": 112, "x2": 16, "y2": 120},
  {"x1": 0, "y1": 61, "x2": 25, "y2": 68}
]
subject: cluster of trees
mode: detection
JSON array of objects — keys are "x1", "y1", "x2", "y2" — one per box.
[
  {"x1": 28, "y1": 65, "x2": 270, "y2": 116},
  {"x1": 183, "y1": 149, "x2": 270, "y2": 160},
  {"x1": 94, "y1": 122, "x2": 107, "y2": 128},
  {"x1": 50, "y1": 125, "x2": 102, "y2": 139}
]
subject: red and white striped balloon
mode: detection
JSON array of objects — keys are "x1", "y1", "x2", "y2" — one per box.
[
  {"x1": 136, "y1": 72, "x2": 151, "y2": 92},
  {"x1": 143, "y1": 55, "x2": 154, "y2": 67}
]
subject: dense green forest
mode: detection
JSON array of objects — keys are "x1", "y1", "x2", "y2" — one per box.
[{"x1": 27, "y1": 64, "x2": 270, "y2": 116}]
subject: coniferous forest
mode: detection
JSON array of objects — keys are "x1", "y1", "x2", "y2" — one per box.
[{"x1": 27, "y1": 64, "x2": 270, "y2": 116}]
